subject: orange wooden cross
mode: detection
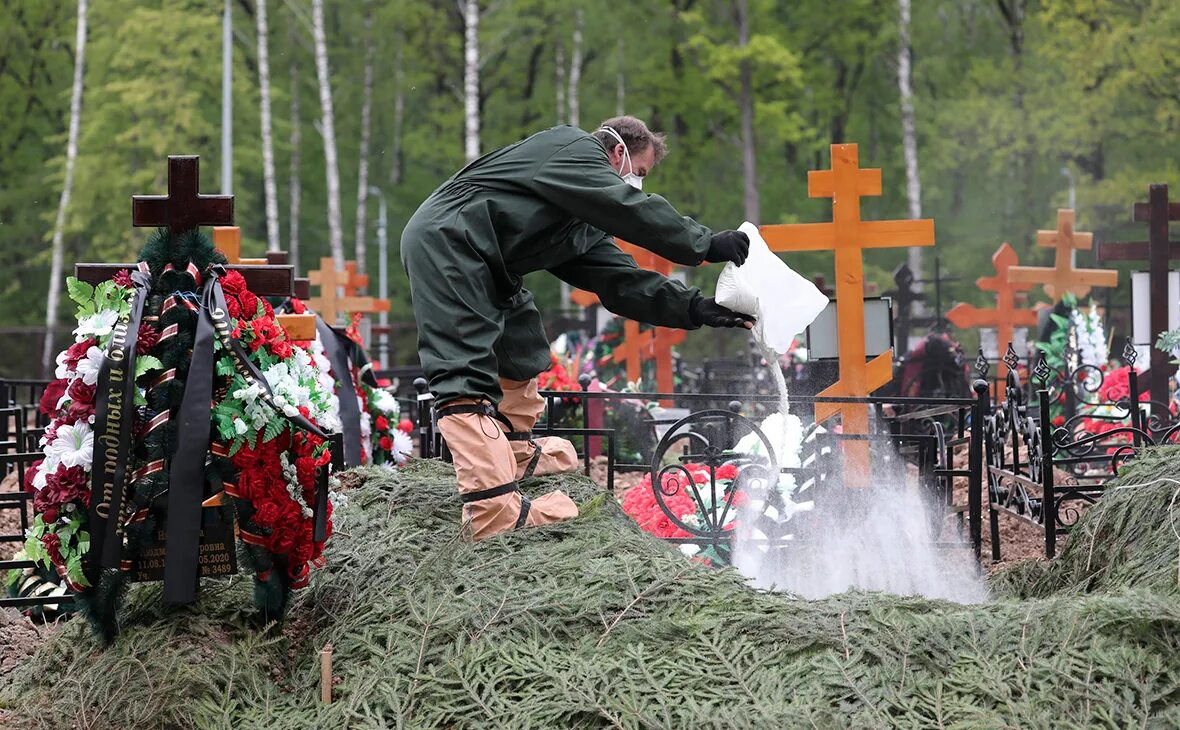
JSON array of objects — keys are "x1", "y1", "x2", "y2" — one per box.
[
  {"x1": 760, "y1": 143, "x2": 935, "y2": 487},
  {"x1": 307, "y1": 257, "x2": 391, "y2": 325},
  {"x1": 946, "y1": 242, "x2": 1038, "y2": 385},
  {"x1": 1008, "y1": 209, "x2": 1118, "y2": 301},
  {"x1": 571, "y1": 240, "x2": 676, "y2": 308},
  {"x1": 213, "y1": 226, "x2": 316, "y2": 340},
  {"x1": 342, "y1": 261, "x2": 369, "y2": 296},
  {"x1": 610, "y1": 320, "x2": 685, "y2": 403}
]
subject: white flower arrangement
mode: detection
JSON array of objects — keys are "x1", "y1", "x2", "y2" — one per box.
[
  {"x1": 279, "y1": 452, "x2": 314, "y2": 519},
  {"x1": 1071, "y1": 301, "x2": 1108, "y2": 370}
]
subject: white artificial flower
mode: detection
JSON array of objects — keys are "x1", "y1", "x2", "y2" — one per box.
[
  {"x1": 372, "y1": 388, "x2": 400, "y2": 418},
  {"x1": 75, "y1": 346, "x2": 106, "y2": 386},
  {"x1": 54, "y1": 350, "x2": 71, "y2": 379},
  {"x1": 43, "y1": 421, "x2": 93, "y2": 470},
  {"x1": 74, "y1": 310, "x2": 119, "y2": 341},
  {"x1": 32, "y1": 466, "x2": 49, "y2": 490},
  {"x1": 233, "y1": 417, "x2": 248, "y2": 436},
  {"x1": 391, "y1": 429, "x2": 413, "y2": 465}
]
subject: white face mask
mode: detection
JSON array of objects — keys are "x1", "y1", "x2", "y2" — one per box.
[{"x1": 599, "y1": 126, "x2": 644, "y2": 191}]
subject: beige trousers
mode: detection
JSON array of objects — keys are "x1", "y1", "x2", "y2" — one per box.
[
  {"x1": 436, "y1": 397, "x2": 578, "y2": 541},
  {"x1": 497, "y1": 377, "x2": 580, "y2": 479}
]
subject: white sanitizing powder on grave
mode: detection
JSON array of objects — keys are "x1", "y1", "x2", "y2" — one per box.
[{"x1": 717, "y1": 223, "x2": 988, "y2": 604}]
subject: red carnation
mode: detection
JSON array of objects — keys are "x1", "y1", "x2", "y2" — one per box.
[
  {"x1": 397, "y1": 419, "x2": 414, "y2": 434},
  {"x1": 289, "y1": 298, "x2": 307, "y2": 314},
  {"x1": 64, "y1": 339, "x2": 96, "y2": 369},
  {"x1": 23, "y1": 462, "x2": 40, "y2": 493},
  {"x1": 39, "y1": 379, "x2": 67, "y2": 416},
  {"x1": 269, "y1": 338, "x2": 293, "y2": 360},
  {"x1": 136, "y1": 323, "x2": 160, "y2": 354},
  {"x1": 111, "y1": 269, "x2": 134, "y2": 288},
  {"x1": 379, "y1": 435, "x2": 393, "y2": 452},
  {"x1": 1052, "y1": 415, "x2": 1065, "y2": 427},
  {"x1": 221, "y1": 270, "x2": 247, "y2": 295},
  {"x1": 67, "y1": 379, "x2": 96, "y2": 405},
  {"x1": 374, "y1": 415, "x2": 389, "y2": 432},
  {"x1": 41, "y1": 533, "x2": 64, "y2": 565}
]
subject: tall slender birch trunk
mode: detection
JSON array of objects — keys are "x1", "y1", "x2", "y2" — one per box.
[
  {"x1": 616, "y1": 37, "x2": 625, "y2": 116},
  {"x1": 256, "y1": 0, "x2": 280, "y2": 252},
  {"x1": 898, "y1": 0, "x2": 924, "y2": 283},
  {"x1": 463, "y1": 0, "x2": 480, "y2": 162},
  {"x1": 388, "y1": 35, "x2": 405, "y2": 186},
  {"x1": 42, "y1": 0, "x2": 88, "y2": 376},
  {"x1": 354, "y1": 8, "x2": 375, "y2": 274},
  {"x1": 736, "y1": 0, "x2": 759, "y2": 224},
  {"x1": 312, "y1": 0, "x2": 344, "y2": 268},
  {"x1": 555, "y1": 41, "x2": 565, "y2": 125},
  {"x1": 288, "y1": 17, "x2": 302, "y2": 274},
  {"x1": 566, "y1": 8, "x2": 583, "y2": 128}
]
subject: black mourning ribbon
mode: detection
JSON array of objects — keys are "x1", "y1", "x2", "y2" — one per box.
[
  {"x1": 164, "y1": 267, "x2": 332, "y2": 605},
  {"x1": 316, "y1": 316, "x2": 363, "y2": 467},
  {"x1": 87, "y1": 268, "x2": 151, "y2": 578}
]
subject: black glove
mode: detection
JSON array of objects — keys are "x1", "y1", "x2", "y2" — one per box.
[
  {"x1": 704, "y1": 230, "x2": 750, "y2": 266},
  {"x1": 689, "y1": 296, "x2": 756, "y2": 329}
]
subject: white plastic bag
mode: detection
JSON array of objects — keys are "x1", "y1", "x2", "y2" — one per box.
[{"x1": 714, "y1": 221, "x2": 828, "y2": 355}]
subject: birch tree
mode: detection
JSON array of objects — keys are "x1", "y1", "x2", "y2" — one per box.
[
  {"x1": 41, "y1": 0, "x2": 88, "y2": 376},
  {"x1": 354, "y1": 7, "x2": 375, "y2": 274},
  {"x1": 566, "y1": 8, "x2": 583, "y2": 128},
  {"x1": 463, "y1": 0, "x2": 480, "y2": 162},
  {"x1": 616, "y1": 37, "x2": 625, "y2": 116},
  {"x1": 256, "y1": 0, "x2": 280, "y2": 252},
  {"x1": 288, "y1": 15, "x2": 302, "y2": 273},
  {"x1": 736, "y1": 0, "x2": 758, "y2": 224},
  {"x1": 898, "y1": 0, "x2": 923, "y2": 283},
  {"x1": 555, "y1": 41, "x2": 565, "y2": 125},
  {"x1": 312, "y1": 0, "x2": 344, "y2": 268},
  {"x1": 387, "y1": 34, "x2": 405, "y2": 187}
]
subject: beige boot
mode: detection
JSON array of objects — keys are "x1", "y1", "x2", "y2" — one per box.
[
  {"x1": 437, "y1": 398, "x2": 578, "y2": 541},
  {"x1": 498, "y1": 377, "x2": 580, "y2": 479}
]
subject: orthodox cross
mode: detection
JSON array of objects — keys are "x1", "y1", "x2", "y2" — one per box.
[
  {"x1": 212, "y1": 227, "x2": 316, "y2": 341},
  {"x1": 306, "y1": 257, "x2": 390, "y2": 326},
  {"x1": 76, "y1": 156, "x2": 294, "y2": 297},
  {"x1": 760, "y1": 143, "x2": 935, "y2": 486},
  {"x1": 1096, "y1": 184, "x2": 1180, "y2": 409},
  {"x1": 570, "y1": 240, "x2": 675, "y2": 308},
  {"x1": 1008, "y1": 209, "x2": 1118, "y2": 301},
  {"x1": 946, "y1": 242, "x2": 1039, "y2": 388},
  {"x1": 610, "y1": 320, "x2": 685, "y2": 405}
]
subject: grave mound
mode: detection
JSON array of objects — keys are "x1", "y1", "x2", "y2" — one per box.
[{"x1": 5, "y1": 451, "x2": 1180, "y2": 728}]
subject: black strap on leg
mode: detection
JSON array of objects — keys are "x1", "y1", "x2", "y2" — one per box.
[
  {"x1": 504, "y1": 431, "x2": 534, "y2": 441},
  {"x1": 515, "y1": 495, "x2": 532, "y2": 529},
  {"x1": 522, "y1": 447, "x2": 544, "y2": 479},
  {"x1": 459, "y1": 480, "x2": 519, "y2": 503},
  {"x1": 436, "y1": 401, "x2": 514, "y2": 431}
]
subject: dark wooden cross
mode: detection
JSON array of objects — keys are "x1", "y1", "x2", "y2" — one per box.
[
  {"x1": 75, "y1": 156, "x2": 295, "y2": 297},
  {"x1": 1096, "y1": 183, "x2": 1180, "y2": 409}
]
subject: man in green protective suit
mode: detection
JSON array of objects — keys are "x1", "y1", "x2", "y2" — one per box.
[{"x1": 401, "y1": 115, "x2": 754, "y2": 540}]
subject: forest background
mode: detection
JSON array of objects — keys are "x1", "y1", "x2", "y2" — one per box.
[{"x1": 2, "y1": 0, "x2": 1178, "y2": 377}]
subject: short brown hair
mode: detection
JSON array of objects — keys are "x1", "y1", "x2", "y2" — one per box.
[{"x1": 593, "y1": 116, "x2": 668, "y2": 165}]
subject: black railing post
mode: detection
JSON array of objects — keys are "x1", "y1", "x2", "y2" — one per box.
[
  {"x1": 413, "y1": 377, "x2": 434, "y2": 459},
  {"x1": 580, "y1": 373, "x2": 592, "y2": 475},
  {"x1": 1039, "y1": 389, "x2": 1056, "y2": 558},
  {"x1": 1127, "y1": 367, "x2": 1143, "y2": 445},
  {"x1": 969, "y1": 379, "x2": 988, "y2": 561}
]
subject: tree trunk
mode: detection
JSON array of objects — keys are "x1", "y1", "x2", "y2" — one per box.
[
  {"x1": 41, "y1": 0, "x2": 88, "y2": 377},
  {"x1": 736, "y1": 0, "x2": 759, "y2": 224},
  {"x1": 616, "y1": 37, "x2": 625, "y2": 116},
  {"x1": 567, "y1": 8, "x2": 583, "y2": 128},
  {"x1": 555, "y1": 41, "x2": 565, "y2": 125},
  {"x1": 898, "y1": 0, "x2": 924, "y2": 284},
  {"x1": 288, "y1": 15, "x2": 302, "y2": 274},
  {"x1": 256, "y1": 0, "x2": 281, "y2": 252},
  {"x1": 354, "y1": 7, "x2": 374, "y2": 276},
  {"x1": 463, "y1": 0, "x2": 480, "y2": 162},
  {"x1": 312, "y1": 0, "x2": 344, "y2": 268},
  {"x1": 388, "y1": 34, "x2": 405, "y2": 186}
]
